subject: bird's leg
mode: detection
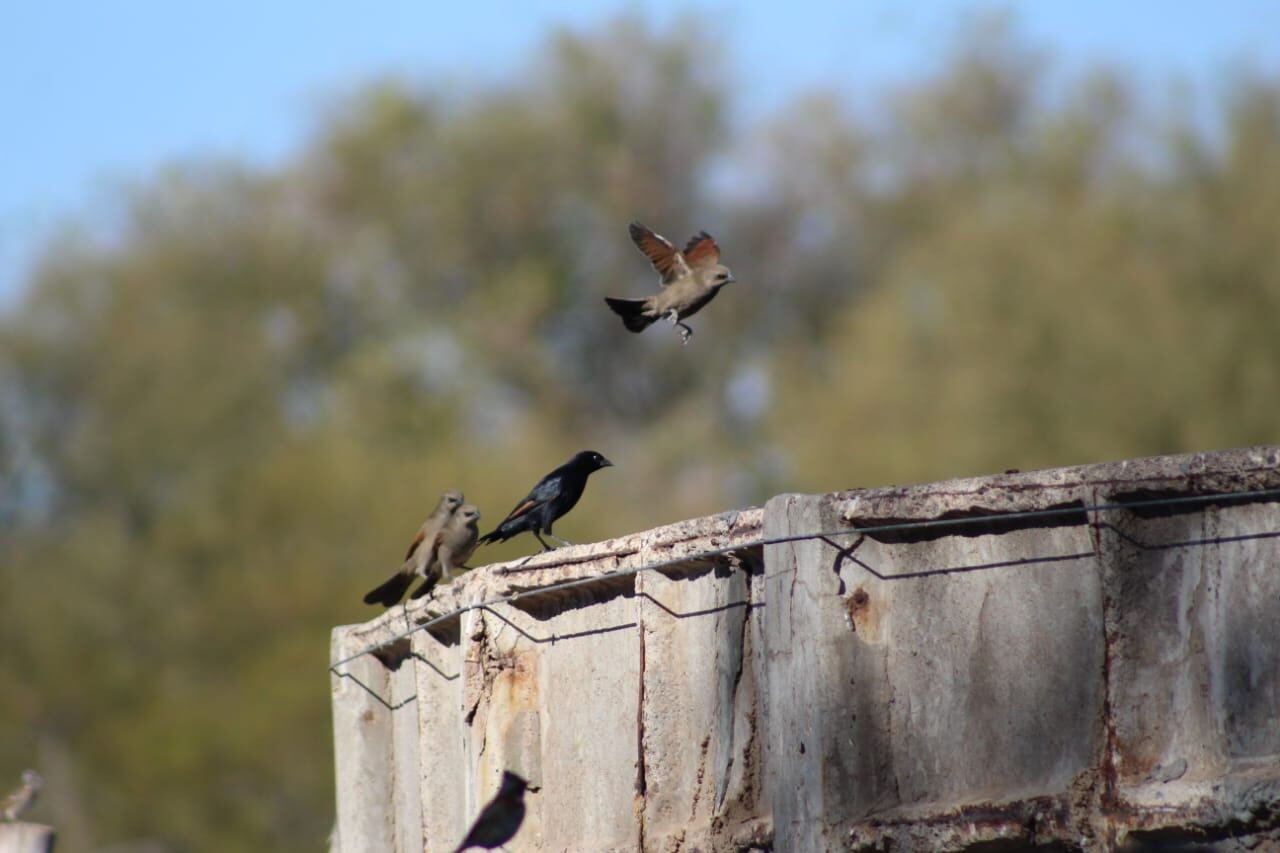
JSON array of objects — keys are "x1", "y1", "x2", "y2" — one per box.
[
  {"x1": 533, "y1": 530, "x2": 554, "y2": 551},
  {"x1": 545, "y1": 533, "x2": 573, "y2": 547},
  {"x1": 439, "y1": 555, "x2": 455, "y2": 581},
  {"x1": 666, "y1": 310, "x2": 693, "y2": 344}
]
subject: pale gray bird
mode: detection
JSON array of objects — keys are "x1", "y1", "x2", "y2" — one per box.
[
  {"x1": 363, "y1": 490, "x2": 464, "y2": 607},
  {"x1": 605, "y1": 221, "x2": 735, "y2": 344},
  {"x1": 409, "y1": 503, "x2": 481, "y2": 599},
  {"x1": 1, "y1": 769, "x2": 41, "y2": 821}
]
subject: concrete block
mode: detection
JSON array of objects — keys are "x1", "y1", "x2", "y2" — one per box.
[{"x1": 331, "y1": 446, "x2": 1280, "y2": 852}]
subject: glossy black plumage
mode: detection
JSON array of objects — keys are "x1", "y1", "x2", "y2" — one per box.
[{"x1": 478, "y1": 451, "x2": 612, "y2": 551}]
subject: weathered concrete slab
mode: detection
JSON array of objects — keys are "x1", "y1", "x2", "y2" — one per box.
[
  {"x1": 0, "y1": 823, "x2": 56, "y2": 853},
  {"x1": 329, "y1": 629, "x2": 395, "y2": 853},
  {"x1": 411, "y1": 625, "x2": 462, "y2": 853},
  {"x1": 636, "y1": 548, "x2": 765, "y2": 851},
  {"x1": 332, "y1": 446, "x2": 1280, "y2": 852}
]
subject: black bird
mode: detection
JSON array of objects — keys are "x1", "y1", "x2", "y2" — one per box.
[
  {"x1": 453, "y1": 771, "x2": 529, "y2": 852},
  {"x1": 479, "y1": 451, "x2": 612, "y2": 551}
]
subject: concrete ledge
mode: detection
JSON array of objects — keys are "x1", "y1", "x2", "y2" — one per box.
[{"x1": 335, "y1": 506, "x2": 764, "y2": 662}]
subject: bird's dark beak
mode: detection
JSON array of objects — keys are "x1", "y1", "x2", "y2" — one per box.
[{"x1": 600, "y1": 457, "x2": 614, "y2": 468}]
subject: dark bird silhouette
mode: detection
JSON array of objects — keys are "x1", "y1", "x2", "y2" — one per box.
[
  {"x1": 478, "y1": 451, "x2": 612, "y2": 551},
  {"x1": 363, "y1": 490, "x2": 464, "y2": 606},
  {"x1": 1, "y1": 769, "x2": 41, "y2": 821},
  {"x1": 409, "y1": 504, "x2": 481, "y2": 599},
  {"x1": 605, "y1": 221, "x2": 735, "y2": 344},
  {"x1": 453, "y1": 771, "x2": 529, "y2": 852}
]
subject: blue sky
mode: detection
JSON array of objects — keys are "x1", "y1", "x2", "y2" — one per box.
[{"x1": 2, "y1": 1, "x2": 1278, "y2": 301}]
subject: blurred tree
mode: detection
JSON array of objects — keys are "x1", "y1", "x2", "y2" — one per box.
[{"x1": 1, "y1": 11, "x2": 1279, "y2": 852}]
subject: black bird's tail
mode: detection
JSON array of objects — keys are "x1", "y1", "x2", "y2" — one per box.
[
  {"x1": 604, "y1": 297, "x2": 654, "y2": 333},
  {"x1": 363, "y1": 572, "x2": 414, "y2": 607},
  {"x1": 477, "y1": 527, "x2": 508, "y2": 546}
]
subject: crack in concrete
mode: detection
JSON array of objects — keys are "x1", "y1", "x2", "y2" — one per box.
[
  {"x1": 636, "y1": 571, "x2": 649, "y2": 852},
  {"x1": 1092, "y1": 486, "x2": 1121, "y2": 850},
  {"x1": 717, "y1": 572, "x2": 752, "y2": 814}
]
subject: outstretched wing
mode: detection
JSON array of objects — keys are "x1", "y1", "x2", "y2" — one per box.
[
  {"x1": 682, "y1": 231, "x2": 720, "y2": 271},
  {"x1": 629, "y1": 221, "x2": 690, "y2": 285}
]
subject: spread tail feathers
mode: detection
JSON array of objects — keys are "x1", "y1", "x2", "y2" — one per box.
[
  {"x1": 363, "y1": 572, "x2": 414, "y2": 607},
  {"x1": 604, "y1": 297, "x2": 654, "y2": 333}
]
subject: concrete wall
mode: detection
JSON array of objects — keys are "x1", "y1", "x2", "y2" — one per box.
[{"x1": 330, "y1": 446, "x2": 1280, "y2": 852}]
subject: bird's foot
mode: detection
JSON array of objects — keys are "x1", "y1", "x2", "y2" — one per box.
[{"x1": 546, "y1": 533, "x2": 573, "y2": 547}]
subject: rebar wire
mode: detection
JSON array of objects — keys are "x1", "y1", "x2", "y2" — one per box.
[{"x1": 328, "y1": 485, "x2": 1280, "y2": 673}]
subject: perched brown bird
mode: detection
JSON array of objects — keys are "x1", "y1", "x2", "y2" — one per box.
[
  {"x1": 363, "y1": 490, "x2": 464, "y2": 607},
  {"x1": 605, "y1": 221, "x2": 735, "y2": 344},
  {"x1": 453, "y1": 771, "x2": 529, "y2": 852},
  {"x1": 1, "y1": 769, "x2": 41, "y2": 821},
  {"x1": 409, "y1": 503, "x2": 481, "y2": 600}
]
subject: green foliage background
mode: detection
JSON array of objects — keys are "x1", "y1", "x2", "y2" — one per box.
[{"x1": 2, "y1": 13, "x2": 1279, "y2": 851}]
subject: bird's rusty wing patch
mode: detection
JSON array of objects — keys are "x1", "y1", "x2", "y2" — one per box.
[
  {"x1": 682, "y1": 231, "x2": 720, "y2": 270},
  {"x1": 503, "y1": 499, "x2": 539, "y2": 523},
  {"x1": 630, "y1": 221, "x2": 690, "y2": 284},
  {"x1": 404, "y1": 529, "x2": 426, "y2": 560}
]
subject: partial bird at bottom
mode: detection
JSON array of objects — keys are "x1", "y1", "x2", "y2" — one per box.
[{"x1": 453, "y1": 770, "x2": 529, "y2": 852}]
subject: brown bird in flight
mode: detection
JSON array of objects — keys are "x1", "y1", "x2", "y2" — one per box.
[
  {"x1": 605, "y1": 221, "x2": 735, "y2": 344},
  {"x1": 363, "y1": 490, "x2": 464, "y2": 607},
  {"x1": 408, "y1": 503, "x2": 481, "y2": 600}
]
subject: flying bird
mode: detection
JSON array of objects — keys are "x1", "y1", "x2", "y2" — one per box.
[
  {"x1": 409, "y1": 503, "x2": 481, "y2": 600},
  {"x1": 605, "y1": 221, "x2": 735, "y2": 344},
  {"x1": 453, "y1": 771, "x2": 529, "y2": 853},
  {"x1": 363, "y1": 490, "x2": 464, "y2": 607},
  {"x1": 478, "y1": 451, "x2": 612, "y2": 551},
  {"x1": 1, "y1": 769, "x2": 41, "y2": 821}
]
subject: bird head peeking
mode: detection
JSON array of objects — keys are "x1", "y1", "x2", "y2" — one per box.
[
  {"x1": 457, "y1": 505, "x2": 482, "y2": 525},
  {"x1": 499, "y1": 770, "x2": 529, "y2": 799},
  {"x1": 439, "y1": 490, "x2": 465, "y2": 512}
]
